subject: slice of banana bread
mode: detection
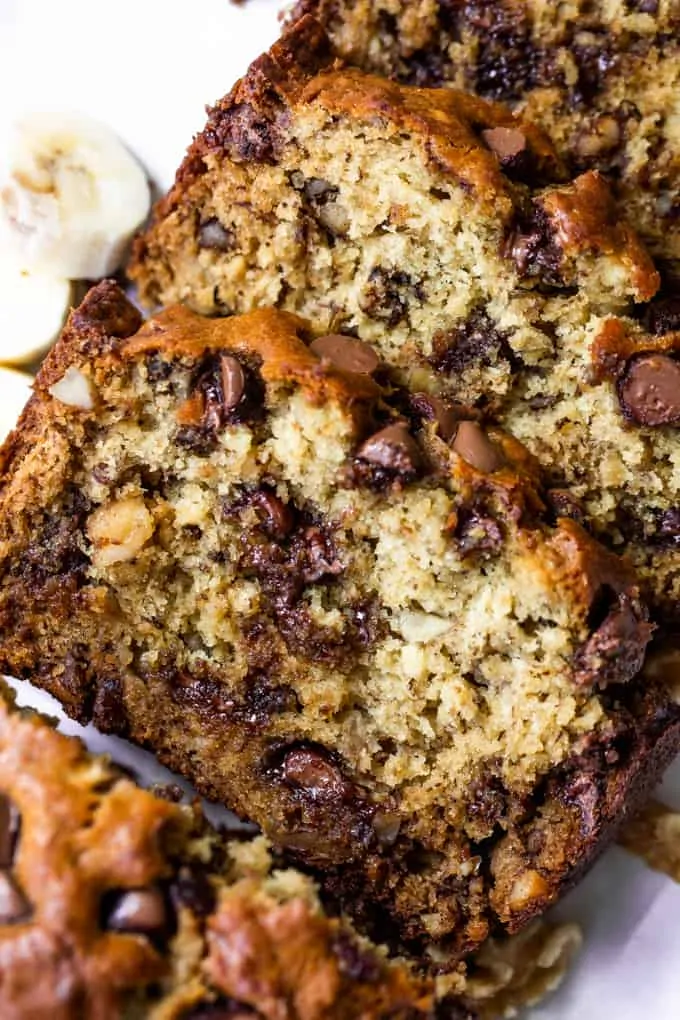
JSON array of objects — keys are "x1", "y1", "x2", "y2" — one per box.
[
  {"x1": 128, "y1": 17, "x2": 680, "y2": 631},
  {"x1": 0, "y1": 677, "x2": 464, "y2": 1020},
  {"x1": 287, "y1": 0, "x2": 680, "y2": 273},
  {"x1": 0, "y1": 281, "x2": 677, "y2": 972}
]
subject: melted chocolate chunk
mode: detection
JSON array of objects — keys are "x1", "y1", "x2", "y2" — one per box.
[
  {"x1": 573, "y1": 591, "x2": 653, "y2": 689},
  {"x1": 357, "y1": 423, "x2": 423, "y2": 475},
  {"x1": 360, "y1": 267, "x2": 425, "y2": 327},
  {"x1": 145, "y1": 354, "x2": 173, "y2": 382},
  {"x1": 92, "y1": 676, "x2": 129, "y2": 736},
  {"x1": 408, "y1": 393, "x2": 478, "y2": 442},
  {"x1": 310, "y1": 334, "x2": 380, "y2": 375},
  {"x1": 452, "y1": 422, "x2": 505, "y2": 473},
  {"x1": 198, "y1": 218, "x2": 236, "y2": 252},
  {"x1": 546, "y1": 489, "x2": 588, "y2": 529},
  {"x1": 238, "y1": 676, "x2": 300, "y2": 726},
  {"x1": 458, "y1": 0, "x2": 547, "y2": 101},
  {"x1": 570, "y1": 31, "x2": 617, "y2": 107},
  {"x1": 171, "y1": 865, "x2": 216, "y2": 918},
  {"x1": 503, "y1": 205, "x2": 563, "y2": 285},
  {"x1": 176, "y1": 353, "x2": 264, "y2": 450},
  {"x1": 17, "y1": 488, "x2": 90, "y2": 590},
  {"x1": 481, "y1": 125, "x2": 533, "y2": 180},
  {"x1": 643, "y1": 296, "x2": 680, "y2": 336},
  {"x1": 275, "y1": 743, "x2": 352, "y2": 802},
  {"x1": 467, "y1": 775, "x2": 507, "y2": 835},
  {"x1": 0, "y1": 870, "x2": 30, "y2": 924},
  {"x1": 238, "y1": 487, "x2": 295, "y2": 540},
  {"x1": 618, "y1": 354, "x2": 680, "y2": 426},
  {"x1": 221, "y1": 356, "x2": 246, "y2": 410},
  {"x1": 105, "y1": 886, "x2": 169, "y2": 938},
  {"x1": 0, "y1": 795, "x2": 20, "y2": 869},
  {"x1": 557, "y1": 772, "x2": 603, "y2": 839},
  {"x1": 430, "y1": 310, "x2": 519, "y2": 379},
  {"x1": 451, "y1": 505, "x2": 504, "y2": 558}
]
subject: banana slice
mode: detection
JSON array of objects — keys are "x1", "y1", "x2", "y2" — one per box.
[
  {"x1": 0, "y1": 113, "x2": 151, "y2": 279},
  {"x1": 0, "y1": 257, "x2": 72, "y2": 365},
  {"x1": 0, "y1": 365, "x2": 32, "y2": 442}
]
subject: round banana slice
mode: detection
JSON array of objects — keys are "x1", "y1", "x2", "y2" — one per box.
[
  {"x1": 0, "y1": 258, "x2": 72, "y2": 365},
  {"x1": 0, "y1": 365, "x2": 32, "y2": 442},
  {"x1": 0, "y1": 112, "x2": 151, "y2": 279}
]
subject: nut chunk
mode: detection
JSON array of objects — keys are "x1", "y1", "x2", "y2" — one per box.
[{"x1": 0, "y1": 282, "x2": 676, "y2": 978}]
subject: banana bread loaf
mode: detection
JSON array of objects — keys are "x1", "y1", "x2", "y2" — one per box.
[
  {"x1": 287, "y1": 0, "x2": 680, "y2": 273},
  {"x1": 128, "y1": 17, "x2": 680, "y2": 631},
  {"x1": 0, "y1": 281, "x2": 677, "y2": 972},
  {"x1": 0, "y1": 677, "x2": 463, "y2": 1020}
]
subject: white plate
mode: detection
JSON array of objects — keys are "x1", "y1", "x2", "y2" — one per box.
[{"x1": 1, "y1": 4, "x2": 679, "y2": 1017}]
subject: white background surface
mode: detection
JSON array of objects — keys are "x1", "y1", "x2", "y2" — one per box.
[{"x1": 0, "y1": 3, "x2": 679, "y2": 1017}]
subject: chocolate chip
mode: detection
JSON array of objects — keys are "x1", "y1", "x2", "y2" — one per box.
[
  {"x1": 452, "y1": 506, "x2": 504, "y2": 558},
  {"x1": 310, "y1": 334, "x2": 380, "y2": 375},
  {"x1": 280, "y1": 745, "x2": 348, "y2": 801},
  {"x1": 430, "y1": 310, "x2": 519, "y2": 379},
  {"x1": 106, "y1": 887, "x2": 168, "y2": 936},
  {"x1": 409, "y1": 393, "x2": 475, "y2": 442},
  {"x1": 171, "y1": 866, "x2": 216, "y2": 918},
  {"x1": 619, "y1": 354, "x2": 680, "y2": 426},
  {"x1": 254, "y1": 490, "x2": 294, "y2": 539},
  {"x1": 357, "y1": 423, "x2": 422, "y2": 474},
  {"x1": 452, "y1": 422, "x2": 505, "y2": 473},
  {"x1": 0, "y1": 870, "x2": 30, "y2": 924},
  {"x1": 546, "y1": 489, "x2": 588, "y2": 528},
  {"x1": 221, "y1": 356, "x2": 246, "y2": 411},
  {"x1": 573, "y1": 593, "x2": 653, "y2": 688},
  {"x1": 198, "y1": 219, "x2": 235, "y2": 252},
  {"x1": 482, "y1": 126, "x2": 527, "y2": 164},
  {"x1": 300, "y1": 526, "x2": 343, "y2": 583},
  {"x1": 0, "y1": 795, "x2": 19, "y2": 869},
  {"x1": 643, "y1": 297, "x2": 680, "y2": 336},
  {"x1": 360, "y1": 267, "x2": 424, "y2": 327}
]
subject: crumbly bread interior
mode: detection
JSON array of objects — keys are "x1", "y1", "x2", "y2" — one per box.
[
  {"x1": 1, "y1": 286, "x2": 673, "y2": 968},
  {"x1": 288, "y1": 0, "x2": 680, "y2": 270},
  {"x1": 128, "y1": 19, "x2": 680, "y2": 629}
]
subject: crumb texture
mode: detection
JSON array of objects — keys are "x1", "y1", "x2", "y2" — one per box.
[
  {"x1": 127, "y1": 18, "x2": 680, "y2": 631},
  {"x1": 287, "y1": 0, "x2": 680, "y2": 270},
  {"x1": 0, "y1": 284, "x2": 677, "y2": 974}
]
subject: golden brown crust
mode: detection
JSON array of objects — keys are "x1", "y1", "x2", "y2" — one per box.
[
  {"x1": 539, "y1": 171, "x2": 659, "y2": 301},
  {"x1": 129, "y1": 16, "x2": 658, "y2": 307},
  {"x1": 124, "y1": 305, "x2": 382, "y2": 406},
  {"x1": 0, "y1": 682, "x2": 179, "y2": 1019},
  {"x1": 0, "y1": 284, "x2": 676, "y2": 978}
]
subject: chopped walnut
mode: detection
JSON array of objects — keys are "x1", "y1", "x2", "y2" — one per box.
[{"x1": 87, "y1": 496, "x2": 155, "y2": 567}]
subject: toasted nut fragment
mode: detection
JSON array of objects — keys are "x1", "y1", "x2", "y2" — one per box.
[
  {"x1": 87, "y1": 496, "x2": 154, "y2": 567},
  {"x1": 48, "y1": 366, "x2": 94, "y2": 410},
  {"x1": 508, "y1": 869, "x2": 549, "y2": 912}
]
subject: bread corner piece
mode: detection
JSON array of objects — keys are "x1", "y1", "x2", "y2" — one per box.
[
  {"x1": 0, "y1": 281, "x2": 677, "y2": 974},
  {"x1": 0, "y1": 676, "x2": 465, "y2": 1019}
]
